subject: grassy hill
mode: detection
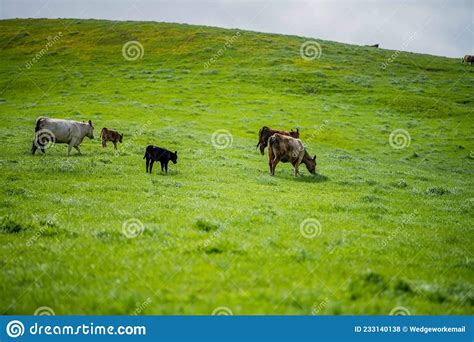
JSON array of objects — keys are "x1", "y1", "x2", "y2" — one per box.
[{"x1": 0, "y1": 18, "x2": 472, "y2": 315}]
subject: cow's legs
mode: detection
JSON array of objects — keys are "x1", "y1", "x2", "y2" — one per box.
[
  {"x1": 113, "y1": 141, "x2": 117, "y2": 150},
  {"x1": 291, "y1": 161, "x2": 297, "y2": 176},
  {"x1": 160, "y1": 162, "x2": 164, "y2": 172},
  {"x1": 294, "y1": 164, "x2": 300, "y2": 176},
  {"x1": 102, "y1": 139, "x2": 106, "y2": 148},
  {"x1": 268, "y1": 146, "x2": 274, "y2": 175},
  {"x1": 293, "y1": 154, "x2": 304, "y2": 176},
  {"x1": 165, "y1": 162, "x2": 168, "y2": 173},
  {"x1": 149, "y1": 161, "x2": 154, "y2": 173},
  {"x1": 74, "y1": 145, "x2": 81, "y2": 155},
  {"x1": 145, "y1": 158, "x2": 150, "y2": 173},
  {"x1": 271, "y1": 157, "x2": 280, "y2": 176},
  {"x1": 67, "y1": 143, "x2": 73, "y2": 156},
  {"x1": 33, "y1": 139, "x2": 46, "y2": 154},
  {"x1": 31, "y1": 141, "x2": 37, "y2": 155}
]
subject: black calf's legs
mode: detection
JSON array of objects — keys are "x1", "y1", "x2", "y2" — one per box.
[
  {"x1": 158, "y1": 162, "x2": 169, "y2": 173},
  {"x1": 31, "y1": 141, "x2": 37, "y2": 155}
]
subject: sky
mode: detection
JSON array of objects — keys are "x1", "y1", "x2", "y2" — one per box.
[{"x1": 1, "y1": 0, "x2": 472, "y2": 58}]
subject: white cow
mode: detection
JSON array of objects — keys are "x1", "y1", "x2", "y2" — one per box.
[{"x1": 32, "y1": 117, "x2": 95, "y2": 156}]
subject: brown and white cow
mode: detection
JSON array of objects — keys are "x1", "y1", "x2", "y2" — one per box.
[
  {"x1": 256, "y1": 126, "x2": 299, "y2": 155},
  {"x1": 31, "y1": 117, "x2": 94, "y2": 156},
  {"x1": 462, "y1": 55, "x2": 473, "y2": 65},
  {"x1": 267, "y1": 133, "x2": 316, "y2": 176},
  {"x1": 100, "y1": 127, "x2": 123, "y2": 149}
]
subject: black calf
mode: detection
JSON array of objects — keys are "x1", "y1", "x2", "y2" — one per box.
[{"x1": 143, "y1": 145, "x2": 178, "y2": 174}]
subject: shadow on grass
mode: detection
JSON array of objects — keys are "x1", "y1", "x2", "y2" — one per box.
[
  {"x1": 278, "y1": 173, "x2": 329, "y2": 183},
  {"x1": 148, "y1": 169, "x2": 180, "y2": 176},
  {"x1": 295, "y1": 173, "x2": 329, "y2": 183}
]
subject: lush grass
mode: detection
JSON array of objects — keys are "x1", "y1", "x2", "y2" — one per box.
[{"x1": 0, "y1": 18, "x2": 473, "y2": 315}]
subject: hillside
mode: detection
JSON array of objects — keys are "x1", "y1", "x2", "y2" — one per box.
[{"x1": 0, "y1": 19, "x2": 472, "y2": 315}]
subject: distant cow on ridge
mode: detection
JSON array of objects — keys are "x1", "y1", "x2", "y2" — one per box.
[
  {"x1": 256, "y1": 126, "x2": 299, "y2": 155},
  {"x1": 144, "y1": 145, "x2": 178, "y2": 174},
  {"x1": 32, "y1": 117, "x2": 94, "y2": 156},
  {"x1": 462, "y1": 55, "x2": 473, "y2": 65},
  {"x1": 101, "y1": 127, "x2": 123, "y2": 149},
  {"x1": 268, "y1": 133, "x2": 316, "y2": 176}
]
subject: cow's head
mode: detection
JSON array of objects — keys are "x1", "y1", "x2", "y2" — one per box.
[
  {"x1": 171, "y1": 151, "x2": 178, "y2": 164},
  {"x1": 290, "y1": 128, "x2": 300, "y2": 139},
  {"x1": 87, "y1": 120, "x2": 94, "y2": 139},
  {"x1": 305, "y1": 154, "x2": 317, "y2": 174},
  {"x1": 257, "y1": 139, "x2": 267, "y2": 155}
]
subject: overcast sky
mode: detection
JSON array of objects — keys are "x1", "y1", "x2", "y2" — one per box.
[{"x1": 1, "y1": 0, "x2": 472, "y2": 57}]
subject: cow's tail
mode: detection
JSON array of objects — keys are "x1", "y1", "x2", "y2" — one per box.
[
  {"x1": 268, "y1": 134, "x2": 278, "y2": 150},
  {"x1": 32, "y1": 117, "x2": 46, "y2": 155},
  {"x1": 268, "y1": 134, "x2": 276, "y2": 145},
  {"x1": 267, "y1": 134, "x2": 279, "y2": 163},
  {"x1": 100, "y1": 127, "x2": 106, "y2": 140}
]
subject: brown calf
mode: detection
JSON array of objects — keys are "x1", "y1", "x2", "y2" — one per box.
[
  {"x1": 257, "y1": 126, "x2": 299, "y2": 155},
  {"x1": 268, "y1": 133, "x2": 316, "y2": 176},
  {"x1": 101, "y1": 127, "x2": 123, "y2": 149}
]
